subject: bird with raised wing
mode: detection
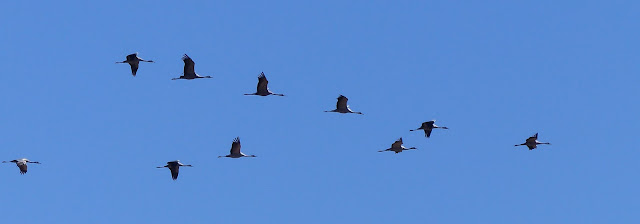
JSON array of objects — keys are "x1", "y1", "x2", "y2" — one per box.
[
  {"x1": 324, "y1": 95, "x2": 363, "y2": 114},
  {"x1": 116, "y1": 53, "x2": 154, "y2": 76},
  {"x1": 157, "y1": 160, "x2": 192, "y2": 180},
  {"x1": 219, "y1": 137, "x2": 256, "y2": 158},
  {"x1": 244, "y1": 72, "x2": 285, "y2": 96},
  {"x1": 2, "y1": 158, "x2": 40, "y2": 174},
  {"x1": 515, "y1": 133, "x2": 551, "y2": 150},
  {"x1": 171, "y1": 54, "x2": 212, "y2": 80},
  {"x1": 410, "y1": 120, "x2": 449, "y2": 138},
  {"x1": 378, "y1": 138, "x2": 417, "y2": 153}
]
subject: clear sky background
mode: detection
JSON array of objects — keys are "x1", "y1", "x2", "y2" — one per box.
[{"x1": 1, "y1": 1, "x2": 638, "y2": 223}]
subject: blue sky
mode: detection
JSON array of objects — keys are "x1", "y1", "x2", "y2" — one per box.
[{"x1": 1, "y1": 0, "x2": 638, "y2": 223}]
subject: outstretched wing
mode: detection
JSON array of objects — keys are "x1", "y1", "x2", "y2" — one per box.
[
  {"x1": 17, "y1": 162, "x2": 27, "y2": 174},
  {"x1": 257, "y1": 72, "x2": 269, "y2": 92},
  {"x1": 170, "y1": 165, "x2": 180, "y2": 180},
  {"x1": 336, "y1": 95, "x2": 348, "y2": 110},
  {"x1": 424, "y1": 128, "x2": 433, "y2": 138},
  {"x1": 130, "y1": 63, "x2": 139, "y2": 76},
  {"x1": 231, "y1": 137, "x2": 241, "y2": 154},
  {"x1": 391, "y1": 138, "x2": 403, "y2": 149},
  {"x1": 182, "y1": 54, "x2": 196, "y2": 76},
  {"x1": 526, "y1": 133, "x2": 538, "y2": 144}
]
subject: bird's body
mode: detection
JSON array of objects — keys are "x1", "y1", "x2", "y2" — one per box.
[
  {"x1": 157, "y1": 160, "x2": 192, "y2": 180},
  {"x1": 515, "y1": 133, "x2": 551, "y2": 150},
  {"x1": 378, "y1": 138, "x2": 417, "y2": 154},
  {"x1": 172, "y1": 54, "x2": 212, "y2": 80},
  {"x1": 244, "y1": 72, "x2": 285, "y2": 96},
  {"x1": 2, "y1": 158, "x2": 40, "y2": 174},
  {"x1": 410, "y1": 120, "x2": 449, "y2": 138},
  {"x1": 324, "y1": 95, "x2": 363, "y2": 114},
  {"x1": 116, "y1": 53, "x2": 154, "y2": 76},
  {"x1": 219, "y1": 137, "x2": 256, "y2": 158}
]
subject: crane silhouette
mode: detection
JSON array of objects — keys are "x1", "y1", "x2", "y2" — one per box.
[
  {"x1": 324, "y1": 95, "x2": 363, "y2": 114},
  {"x1": 515, "y1": 133, "x2": 551, "y2": 150},
  {"x1": 244, "y1": 72, "x2": 285, "y2": 96},
  {"x1": 378, "y1": 138, "x2": 417, "y2": 153},
  {"x1": 116, "y1": 53, "x2": 154, "y2": 76},
  {"x1": 219, "y1": 137, "x2": 257, "y2": 158},
  {"x1": 410, "y1": 120, "x2": 449, "y2": 138},
  {"x1": 157, "y1": 160, "x2": 192, "y2": 180},
  {"x1": 2, "y1": 158, "x2": 40, "y2": 174},
  {"x1": 171, "y1": 54, "x2": 212, "y2": 80}
]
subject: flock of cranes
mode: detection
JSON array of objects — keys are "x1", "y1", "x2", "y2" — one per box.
[{"x1": 1, "y1": 53, "x2": 552, "y2": 179}]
